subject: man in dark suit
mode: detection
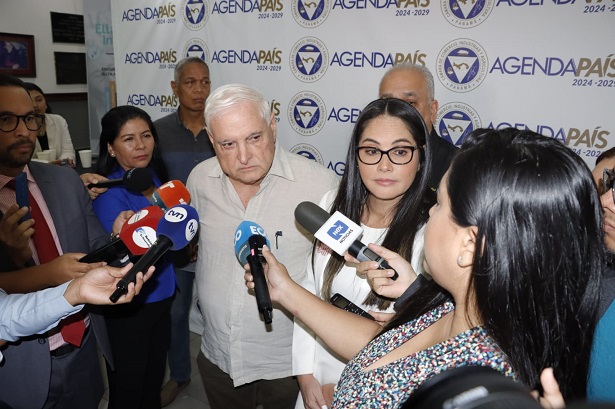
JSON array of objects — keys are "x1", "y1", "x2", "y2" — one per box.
[
  {"x1": 379, "y1": 63, "x2": 458, "y2": 191},
  {"x1": 0, "y1": 73, "x2": 113, "y2": 409}
]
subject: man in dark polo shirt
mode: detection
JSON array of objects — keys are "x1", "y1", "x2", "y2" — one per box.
[
  {"x1": 153, "y1": 56, "x2": 215, "y2": 407},
  {"x1": 379, "y1": 63, "x2": 457, "y2": 191}
]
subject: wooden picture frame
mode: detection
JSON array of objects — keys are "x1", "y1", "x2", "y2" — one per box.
[{"x1": 0, "y1": 33, "x2": 36, "y2": 77}]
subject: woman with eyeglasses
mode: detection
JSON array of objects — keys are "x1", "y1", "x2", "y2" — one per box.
[
  {"x1": 250, "y1": 128, "x2": 602, "y2": 408},
  {"x1": 292, "y1": 98, "x2": 435, "y2": 409}
]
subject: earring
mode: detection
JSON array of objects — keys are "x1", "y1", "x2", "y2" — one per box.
[
  {"x1": 110, "y1": 153, "x2": 115, "y2": 157},
  {"x1": 457, "y1": 256, "x2": 463, "y2": 265}
]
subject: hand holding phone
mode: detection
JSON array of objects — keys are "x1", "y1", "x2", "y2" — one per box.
[
  {"x1": 330, "y1": 293, "x2": 375, "y2": 320},
  {"x1": 14, "y1": 172, "x2": 30, "y2": 223}
]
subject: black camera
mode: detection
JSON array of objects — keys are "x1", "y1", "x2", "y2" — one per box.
[{"x1": 402, "y1": 366, "x2": 615, "y2": 409}]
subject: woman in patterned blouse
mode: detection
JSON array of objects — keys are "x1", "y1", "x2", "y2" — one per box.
[{"x1": 245, "y1": 128, "x2": 603, "y2": 408}]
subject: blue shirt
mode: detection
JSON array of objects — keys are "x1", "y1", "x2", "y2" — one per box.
[
  {"x1": 588, "y1": 300, "x2": 615, "y2": 401},
  {"x1": 0, "y1": 282, "x2": 82, "y2": 343},
  {"x1": 0, "y1": 282, "x2": 82, "y2": 363},
  {"x1": 92, "y1": 167, "x2": 175, "y2": 303}
]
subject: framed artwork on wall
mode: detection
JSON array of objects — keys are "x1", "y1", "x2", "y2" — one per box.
[{"x1": 0, "y1": 33, "x2": 36, "y2": 77}]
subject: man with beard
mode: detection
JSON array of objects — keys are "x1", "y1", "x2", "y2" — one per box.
[{"x1": 0, "y1": 73, "x2": 112, "y2": 409}]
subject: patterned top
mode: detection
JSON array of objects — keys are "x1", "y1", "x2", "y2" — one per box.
[{"x1": 332, "y1": 301, "x2": 516, "y2": 409}]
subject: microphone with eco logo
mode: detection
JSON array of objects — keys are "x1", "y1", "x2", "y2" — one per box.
[{"x1": 234, "y1": 221, "x2": 273, "y2": 324}]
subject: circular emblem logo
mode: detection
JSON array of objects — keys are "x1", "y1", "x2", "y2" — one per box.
[
  {"x1": 165, "y1": 206, "x2": 188, "y2": 222},
  {"x1": 87, "y1": 45, "x2": 102, "y2": 61},
  {"x1": 441, "y1": 0, "x2": 494, "y2": 28},
  {"x1": 289, "y1": 143, "x2": 325, "y2": 165},
  {"x1": 128, "y1": 208, "x2": 149, "y2": 224},
  {"x1": 183, "y1": 38, "x2": 210, "y2": 62},
  {"x1": 436, "y1": 38, "x2": 488, "y2": 93},
  {"x1": 290, "y1": 37, "x2": 329, "y2": 83},
  {"x1": 181, "y1": 0, "x2": 208, "y2": 30},
  {"x1": 288, "y1": 91, "x2": 327, "y2": 136},
  {"x1": 185, "y1": 219, "x2": 198, "y2": 241},
  {"x1": 132, "y1": 226, "x2": 157, "y2": 249},
  {"x1": 291, "y1": 0, "x2": 331, "y2": 28},
  {"x1": 435, "y1": 102, "x2": 481, "y2": 146}
]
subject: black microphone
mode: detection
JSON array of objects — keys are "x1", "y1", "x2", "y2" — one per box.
[
  {"x1": 87, "y1": 167, "x2": 153, "y2": 191},
  {"x1": 109, "y1": 204, "x2": 199, "y2": 303},
  {"x1": 234, "y1": 221, "x2": 273, "y2": 324},
  {"x1": 79, "y1": 236, "x2": 129, "y2": 264},
  {"x1": 295, "y1": 201, "x2": 398, "y2": 280}
]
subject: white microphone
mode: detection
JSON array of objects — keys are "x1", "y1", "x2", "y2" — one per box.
[{"x1": 295, "y1": 201, "x2": 398, "y2": 280}]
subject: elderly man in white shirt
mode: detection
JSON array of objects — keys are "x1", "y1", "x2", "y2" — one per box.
[{"x1": 187, "y1": 84, "x2": 339, "y2": 409}]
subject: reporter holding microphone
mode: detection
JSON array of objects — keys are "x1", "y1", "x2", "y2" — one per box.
[
  {"x1": 245, "y1": 129, "x2": 602, "y2": 409},
  {"x1": 92, "y1": 105, "x2": 175, "y2": 409}
]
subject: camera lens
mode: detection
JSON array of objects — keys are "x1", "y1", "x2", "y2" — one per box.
[{"x1": 402, "y1": 366, "x2": 541, "y2": 409}]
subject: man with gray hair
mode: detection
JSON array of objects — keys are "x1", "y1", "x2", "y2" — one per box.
[
  {"x1": 154, "y1": 56, "x2": 215, "y2": 406},
  {"x1": 379, "y1": 63, "x2": 457, "y2": 190},
  {"x1": 187, "y1": 84, "x2": 338, "y2": 409}
]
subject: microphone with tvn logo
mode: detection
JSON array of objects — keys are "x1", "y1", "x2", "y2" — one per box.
[
  {"x1": 109, "y1": 204, "x2": 199, "y2": 303},
  {"x1": 295, "y1": 202, "x2": 398, "y2": 280},
  {"x1": 234, "y1": 221, "x2": 273, "y2": 324},
  {"x1": 79, "y1": 181, "x2": 191, "y2": 264}
]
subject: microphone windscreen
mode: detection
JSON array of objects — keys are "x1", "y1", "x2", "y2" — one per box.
[
  {"x1": 150, "y1": 180, "x2": 191, "y2": 211},
  {"x1": 123, "y1": 168, "x2": 154, "y2": 192},
  {"x1": 234, "y1": 221, "x2": 270, "y2": 265},
  {"x1": 119, "y1": 206, "x2": 164, "y2": 255},
  {"x1": 295, "y1": 201, "x2": 330, "y2": 234},
  {"x1": 155, "y1": 204, "x2": 199, "y2": 250}
]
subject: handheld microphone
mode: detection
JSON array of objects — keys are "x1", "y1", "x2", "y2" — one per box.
[
  {"x1": 295, "y1": 202, "x2": 398, "y2": 280},
  {"x1": 150, "y1": 180, "x2": 191, "y2": 211},
  {"x1": 118, "y1": 206, "x2": 164, "y2": 255},
  {"x1": 79, "y1": 206, "x2": 163, "y2": 264},
  {"x1": 109, "y1": 204, "x2": 199, "y2": 303},
  {"x1": 234, "y1": 221, "x2": 273, "y2": 324},
  {"x1": 87, "y1": 167, "x2": 153, "y2": 191}
]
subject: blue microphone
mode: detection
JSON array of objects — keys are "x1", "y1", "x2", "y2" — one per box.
[
  {"x1": 109, "y1": 204, "x2": 199, "y2": 302},
  {"x1": 234, "y1": 221, "x2": 273, "y2": 324}
]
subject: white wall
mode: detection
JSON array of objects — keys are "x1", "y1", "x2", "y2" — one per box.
[{"x1": 0, "y1": 0, "x2": 86, "y2": 93}]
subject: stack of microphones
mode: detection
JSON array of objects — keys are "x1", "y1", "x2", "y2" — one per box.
[
  {"x1": 235, "y1": 203, "x2": 398, "y2": 325},
  {"x1": 80, "y1": 173, "x2": 199, "y2": 302}
]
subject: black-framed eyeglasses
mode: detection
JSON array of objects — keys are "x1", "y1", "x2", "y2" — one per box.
[
  {"x1": 356, "y1": 146, "x2": 417, "y2": 165},
  {"x1": 0, "y1": 113, "x2": 45, "y2": 133},
  {"x1": 603, "y1": 168, "x2": 615, "y2": 202}
]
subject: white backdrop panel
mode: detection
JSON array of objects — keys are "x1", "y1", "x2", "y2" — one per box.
[{"x1": 111, "y1": 0, "x2": 615, "y2": 174}]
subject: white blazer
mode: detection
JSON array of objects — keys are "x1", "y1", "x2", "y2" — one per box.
[{"x1": 33, "y1": 113, "x2": 76, "y2": 161}]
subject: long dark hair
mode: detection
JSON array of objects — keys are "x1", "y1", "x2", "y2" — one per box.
[
  {"x1": 22, "y1": 82, "x2": 52, "y2": 113},
  {"x1": 386, "y1": 128, "x2": 603, "y2": 399},
  {"x1": 319, "y1": 98, "x2": 434, "y2": 309},
  {"x1": 96, "y1": 105, "x2": 169, "y2": 182}
]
